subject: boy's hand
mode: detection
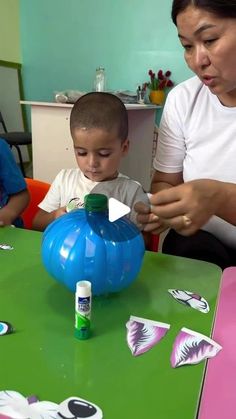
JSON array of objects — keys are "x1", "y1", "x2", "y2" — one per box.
[
  {"x1": 32, "y1": 207, "x2": 67, "y2": 231},
  {"x1": 53, "y1": 206, "x2": 67, "y2": 220}
]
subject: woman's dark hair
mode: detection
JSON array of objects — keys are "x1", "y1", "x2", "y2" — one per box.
[
  {"x1": 70, "y1": 92, "x2": 128, "y2": 142},
  {"x1": 172, "y1": 0, "x2": 236, "y2": 25}
]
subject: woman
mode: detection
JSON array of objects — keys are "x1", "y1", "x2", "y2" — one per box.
[{"x1": 136, "y1": 0, "x2": 236, "y2": 268}]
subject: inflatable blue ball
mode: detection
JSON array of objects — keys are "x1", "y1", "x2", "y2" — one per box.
[{"x1": 41, "y1": 194, "x2": 145, "y2": 296}]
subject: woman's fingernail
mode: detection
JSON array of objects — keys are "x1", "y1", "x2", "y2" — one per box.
[{"x1": 182, "y1": 215, "x2": 192, "y2": 226}]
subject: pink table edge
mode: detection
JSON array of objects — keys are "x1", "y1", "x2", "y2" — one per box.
[{"x1": 198, "y1": 267, "x2": 236, "y2": 419}]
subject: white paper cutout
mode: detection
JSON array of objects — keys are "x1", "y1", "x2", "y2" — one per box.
[
  {"x1": 168, "y1": 289, "x2": 210, "y2": 313},
  {"x1": 0, "y1": 244, "x2": 13, "y2": 251},
  {"x1": 58, "y1": 396, "x2": 103, "y2": 418},
  {"x1": 0, "y1": 391, "x2": 58, "y2": 419}
]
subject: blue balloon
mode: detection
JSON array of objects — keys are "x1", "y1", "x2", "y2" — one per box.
[{"x1": 41, "y1": 207, "x2": 145, "y2": 296}]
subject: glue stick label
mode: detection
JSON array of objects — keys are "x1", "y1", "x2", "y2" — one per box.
[
  {"x1": 75, "y1": 281, "x2": 91, "y2": 340},
  {"x1": 77, "y1": 296, "x2": 91, "y2": 314}
]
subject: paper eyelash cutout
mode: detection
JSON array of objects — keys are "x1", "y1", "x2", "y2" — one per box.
[
  {"x1": 0, "y1": 390, "x2": 58, "y2": 419},
  {"x1": 168, "y1": 289, "x2": 210, "y2": 313},
  {"x1": 0, "y1": 322, "x2": 13, "y2": 336},
  {"x1": 171, "y1": 327, "x2": 222, "y2": 368},
  {"x1": 0, "y1": 244, "x2": 13, "y2": 251},
  {"x1": 58, "y1": 397, "x2": 103, "y2": 419},
  {"x1": 126, "y1": 315, "x2": 170, "y2": 356}
]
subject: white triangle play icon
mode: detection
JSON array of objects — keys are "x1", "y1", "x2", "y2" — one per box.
[{"x1": 108, "y1": 197, "x2": 131, "y2": 222}]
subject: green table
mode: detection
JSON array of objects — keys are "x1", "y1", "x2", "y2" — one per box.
[{"x1": 0, "y1": 227, "x2": 221, "y2": 418}]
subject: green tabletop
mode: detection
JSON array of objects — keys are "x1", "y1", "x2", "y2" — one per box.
[{"x1": 0, "y1": 227, "x2": 221, "y2": 418}]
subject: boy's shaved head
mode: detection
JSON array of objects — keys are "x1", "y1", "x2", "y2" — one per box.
[{"x1": 70, "y1": 92, "x2": 128, "y2": 141}]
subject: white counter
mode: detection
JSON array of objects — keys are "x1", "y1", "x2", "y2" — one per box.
[
  {"x1": 22, "y1": 101, "x2": 157, "y2": 110},
  {"x1": 22, "y1": 101, "x2": 159, "y2": 190}
]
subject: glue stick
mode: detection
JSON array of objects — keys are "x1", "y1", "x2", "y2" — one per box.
[{"x1": 75, "y1": 281, "x2": 91, "y2": 340}]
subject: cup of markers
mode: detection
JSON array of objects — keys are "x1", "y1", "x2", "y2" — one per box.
[{"x1": 75, "y1": 281, "x2": 92, "y2": 340}]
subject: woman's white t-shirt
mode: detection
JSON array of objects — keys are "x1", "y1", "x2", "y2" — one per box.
[{"x1": 153, "y1": 76, "x2": 236, "y2": 248}]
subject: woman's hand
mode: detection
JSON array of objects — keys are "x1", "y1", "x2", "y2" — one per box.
[
  {"x1": 135, "y1": 179, "x2": 225, "y2": 236},
  {"x1": 134, "y1": 201, "x2": 170, "y2": 235}
]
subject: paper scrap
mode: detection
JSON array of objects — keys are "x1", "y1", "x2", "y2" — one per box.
[
  {"x1": 0, "y1": 322, "x2": 13, "y2": 336},
  {"x1": 0, "y1": 244, "x2": 13, "y2": 251}
]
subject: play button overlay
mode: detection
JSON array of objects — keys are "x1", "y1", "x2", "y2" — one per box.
[
  {"x1": 66, "y1": 177, "x2": 150, "y2": 241},
  {"x1": 90, "y1": 178, "x2": 150, "y2": 241},
  {"x1": 108, "y1": 197, "x2": 130, "y2": 222}
]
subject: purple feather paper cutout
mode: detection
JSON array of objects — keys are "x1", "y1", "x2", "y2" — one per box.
[
  {"x1": 171, "y1": 327, "x2": 222, "y2": 368},
  {"x1": 126, "y1": 315, "x2": 170, "y2": 356}
]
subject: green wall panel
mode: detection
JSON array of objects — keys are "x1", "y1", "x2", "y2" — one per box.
[{"x1": 0, "y1": 0, "x2": 20, "y2": 62}]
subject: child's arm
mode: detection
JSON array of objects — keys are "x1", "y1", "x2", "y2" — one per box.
[
  {"x1": 0, "y1": 189, "x2": 30, "y2": 226},
  {"x1": 32, "y1": 170, "x2": 68, "y2": 231},
  {"x1": 32, "y1": 206, "x2": 67, "y2": 231}
]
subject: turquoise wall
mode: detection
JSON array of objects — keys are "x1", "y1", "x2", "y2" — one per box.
[{"x1": 20, "y1": 0, "x2": 193, "y2": 102}]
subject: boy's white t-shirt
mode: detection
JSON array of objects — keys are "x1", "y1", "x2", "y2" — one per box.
[
  {"x1": 153, "y1": 76, "x2": 236, "y2": 248},
  {"x1": 38, "y1": 168, "x2": 148, "y2": 226}
]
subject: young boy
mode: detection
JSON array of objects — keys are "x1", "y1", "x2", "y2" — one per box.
[
  {"x1": 32, "y1": 92, "x2": 148, "y2": 231},
  {"x1": 0, "y1": 138, "x2": 29, "y2": 227}
]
